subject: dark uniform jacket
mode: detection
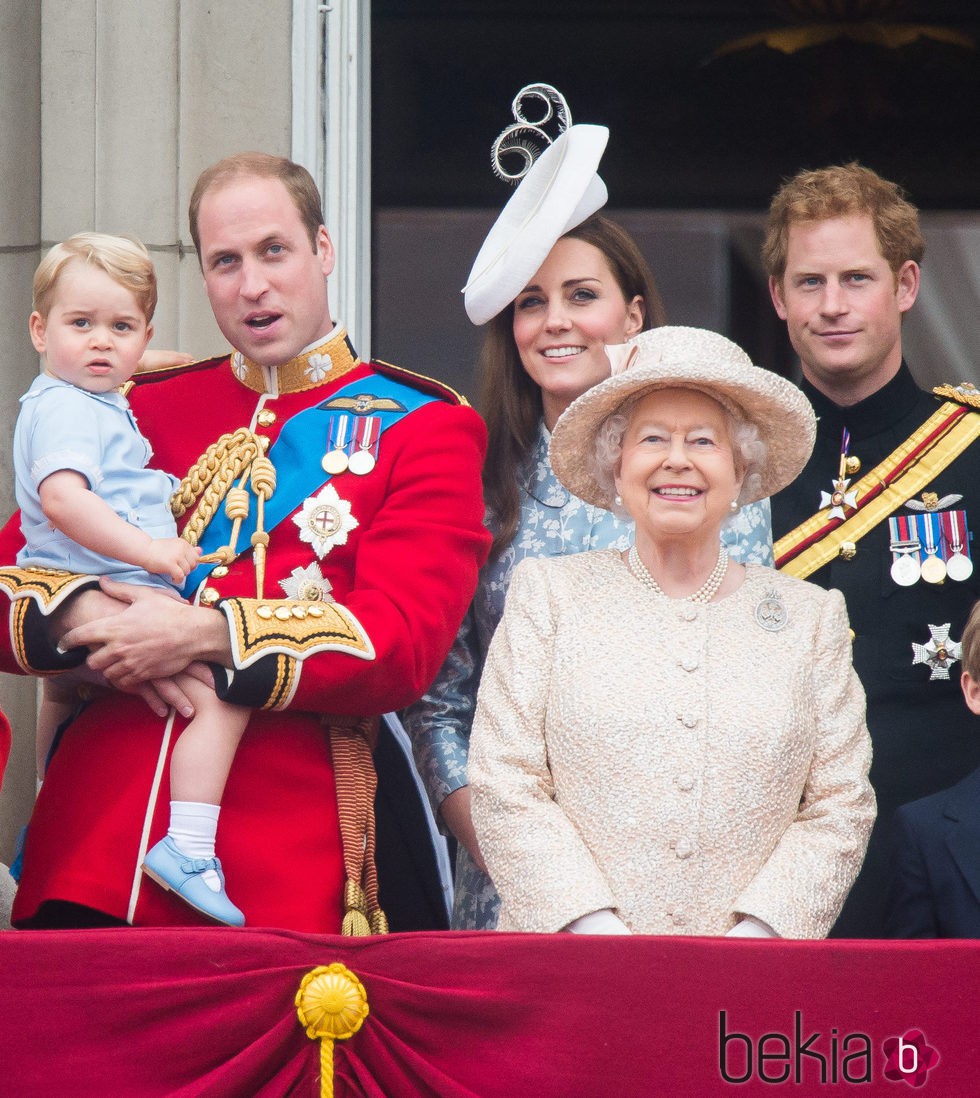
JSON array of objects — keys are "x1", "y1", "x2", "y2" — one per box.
[
  {"x1": 770, "y1": 363, "x2": 980, "y2": 937},
  {"x1": 884, "y1": 766, "x2": 980, "y2": 938}
]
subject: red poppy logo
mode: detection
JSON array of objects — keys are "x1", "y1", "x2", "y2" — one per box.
[{"x1": 882, "y1": 1029, "x2": 940, "y2": 1088}]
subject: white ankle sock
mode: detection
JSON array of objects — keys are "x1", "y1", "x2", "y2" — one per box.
[{"x1": 168, "y1": 801, "x2": 222, "y2": 892}]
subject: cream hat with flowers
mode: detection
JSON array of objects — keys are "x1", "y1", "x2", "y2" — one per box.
[
  {"x1": 549, "y1": 326, "x2": 816, "y2": 508},
  {"x1": 463, "y1": 84, "x2": 609, "y2": 326}
]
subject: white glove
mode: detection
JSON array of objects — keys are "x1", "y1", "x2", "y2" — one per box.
[
  {"x1": 725, "y1": 915, "x2": 779, "y2": 938},
  {"x1": 565, "y1": 909, "x2": 632, "y2": 935}
]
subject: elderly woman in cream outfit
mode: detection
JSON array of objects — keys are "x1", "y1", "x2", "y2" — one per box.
[{"x1": 469, "y1": 327, "x2": 875, "y2": 938}]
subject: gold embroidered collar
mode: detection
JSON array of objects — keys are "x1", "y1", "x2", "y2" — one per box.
[{"x1": 230, "y1": 330, "x2": 361, "y2": 395}]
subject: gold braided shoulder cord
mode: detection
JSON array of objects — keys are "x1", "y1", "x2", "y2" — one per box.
[{"x1": 169, "y1": 429, "x2": 276, "y2": 594}]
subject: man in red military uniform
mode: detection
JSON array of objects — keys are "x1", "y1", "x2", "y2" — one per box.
[{"x1": 0, "y1": 152, "x2": 490, "y2": 931}]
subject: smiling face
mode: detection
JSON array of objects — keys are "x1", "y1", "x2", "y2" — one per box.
[
  {"x1": 29, "y1": 261, "x2": 153, "y2": 393},
  {"x1": 196, "y1": 174, "x2": 335, "y2": 368},
  {"x1": 769, "y1": 214, "x2": 919, "y2": 406},
  {"x1": 614, "y1": 387, "x2": 743, "y2": 550},
  {"x1": 511, "y1": 236, "x2": 644, "y2": 429}
]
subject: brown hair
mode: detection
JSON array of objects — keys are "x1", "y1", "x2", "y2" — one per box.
[
  {"x1": 480, "y1": 214, "x2": 667, "y2": 558},
  {"x1": 188, "y1": 152, "x2": 324, "y2": 262},
  {"x1": 762, "y1": 162, "x2": 925, "y2": 283},
  {"x1": 960, "y1": 601, "x2": 980, "y2": 681},
  {"x1": 33, "y1": 232, "x2": 157, "y2": 321}
]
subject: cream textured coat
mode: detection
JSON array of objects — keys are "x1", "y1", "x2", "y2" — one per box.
[{"x1": 470, "y1": 550, "x2": 875, "y2": 938}]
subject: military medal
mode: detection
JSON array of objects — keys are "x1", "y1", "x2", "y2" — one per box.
[
  {"x1": 820, "y1": 428, "x2": 858, "y2": 520},
  {"x1": 946, "y1": 551, "x2": 973, "y2": 582},
  {"x1": 280, "y1": 561, "x2": 335, "y2": 602},
  {"x1": 348, "y1": 416, "x2": 380, "y2": 476},
  {"x1": 918, "y1": 512, "x2": 947, "y2": 585},
  {"x1": 911, "y1": 623, "x2": 962, "y2": 681},
  {"x1": 322, "y1": 414, "x2": 351, "y2": 475},
  {"x1": 888, "y1": 516, "x2": 921, "y2": 587},
  {"x1": 293, "y1": 484, "x2": 359, "y2": 559},
  {"x1": 942, "y1": 509, "x2": 973, "y2": 582},
  {"x1": 891, "y1": 553, "x2": 920, "y2": 587}
]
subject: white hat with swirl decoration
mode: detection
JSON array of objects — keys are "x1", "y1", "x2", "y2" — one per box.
[{"x1": 462, "y1": 84, "x2": 609, "y2": 326}]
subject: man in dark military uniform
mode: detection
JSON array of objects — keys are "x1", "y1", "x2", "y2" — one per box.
[{"x1": 764, "y1": 162, "x2": 980, "y2": 937}]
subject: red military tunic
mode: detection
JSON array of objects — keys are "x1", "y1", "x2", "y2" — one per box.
[{"x1": 0, "y1": 329, "x2": 490, "y2": 930}]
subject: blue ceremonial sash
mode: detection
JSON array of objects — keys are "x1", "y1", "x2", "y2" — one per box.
[{"x1": 181, "y1": 373, "x2": 437, "y2": 595}]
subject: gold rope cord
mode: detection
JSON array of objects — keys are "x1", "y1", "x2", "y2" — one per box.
[
  {"x1": 248, "y1": 455, "x2": 277, "y2": 599},
  {"x1": 170, "y1": 428, "x2": 264, "y2": 548}
]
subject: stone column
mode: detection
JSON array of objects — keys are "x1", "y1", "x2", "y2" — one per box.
[{"x1": 0, "y1": 0, "x2": 294, "y2": 867}]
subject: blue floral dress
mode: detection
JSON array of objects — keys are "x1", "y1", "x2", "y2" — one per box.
[{"x1": 402, "y1": 420, "x2": 773, "y2": 929}]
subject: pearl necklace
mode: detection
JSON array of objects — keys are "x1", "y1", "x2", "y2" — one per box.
[{"x1": 628, "y1": 544, "x2": 729, "y2": 605}]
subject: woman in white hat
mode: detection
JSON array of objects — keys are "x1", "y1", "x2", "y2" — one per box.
[
  {"x1": 404, "y1": 90, "x2": 774, "y2": 930},
  {"x1": 469, "y1": 326, "x2": 875, "y2": 938}
]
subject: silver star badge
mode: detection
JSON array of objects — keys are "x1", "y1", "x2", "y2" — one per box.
[
  {"x1": 911, "y1": 623, "x2": 962, "y2": 681},
  {"x1": 293, "y1": 483, "x2": 359, "y2": 559},
  {"x1": 280, "y1": 562, "x2": 334, "y2": 602},
  {"x1": 820, "y1": 477, "x2": 858, "y2": 521}
]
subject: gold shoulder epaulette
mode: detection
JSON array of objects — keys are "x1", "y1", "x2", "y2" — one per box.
[
  {"x1": 372, "y1": 359, "x2": 471, "y2": 407},
  {"x1": 933, "y1": 382, "x2": 980, "y2": 411}
]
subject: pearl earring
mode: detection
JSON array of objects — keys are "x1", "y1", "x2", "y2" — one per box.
[
  {"x1": 730, "y1": 500, "x2": 739, "y2": 513},
  {"x1": 615, "y1": 495, "x2": 623, "y2": 506}
]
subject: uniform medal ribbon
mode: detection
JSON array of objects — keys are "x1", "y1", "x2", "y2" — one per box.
[
  {"x1": 918, "y1": 511, "x2": 947, "y2": 584},
  {"x1": 941, "y1": 508, "x2": 974, "y2": 581},
  {"x1": 889, "y1": 514, "x2": 921, "y2": 586}
]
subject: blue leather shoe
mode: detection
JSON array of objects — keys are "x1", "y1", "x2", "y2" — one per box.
[{"x1": 143, "y1": 837, "x2": 245, "y2": 927}]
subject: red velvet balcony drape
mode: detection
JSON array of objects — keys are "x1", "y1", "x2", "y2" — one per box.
[
  {"x1": 0, "y1": 708, "x2": 9, "y2": 789},
  {"x1": 0, "y1": 929, "x2": 975, "y2": 1096}
]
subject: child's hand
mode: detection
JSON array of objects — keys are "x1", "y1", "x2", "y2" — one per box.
[
  {"x1": 143, "y1": 538, "x2": 202, "y2": 584},
  {"x1": 138, "y1": 348, "x2": 195, "y2": 371}
]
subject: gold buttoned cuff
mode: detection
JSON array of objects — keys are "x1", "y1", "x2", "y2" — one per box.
[
  {"x1": 0, "y1": 566, "x2": 99, "y2": 613},
  {"x1": 216, "y1": 597, "x2": 376, "y2": 670},
  {"x1": 0, "y1": 567, "x2": 101, "y2": 674}
]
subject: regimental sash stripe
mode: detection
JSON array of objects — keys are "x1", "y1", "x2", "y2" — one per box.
[{"x1": 776, "y1": 403, "x2": 980, "y2": 579}]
